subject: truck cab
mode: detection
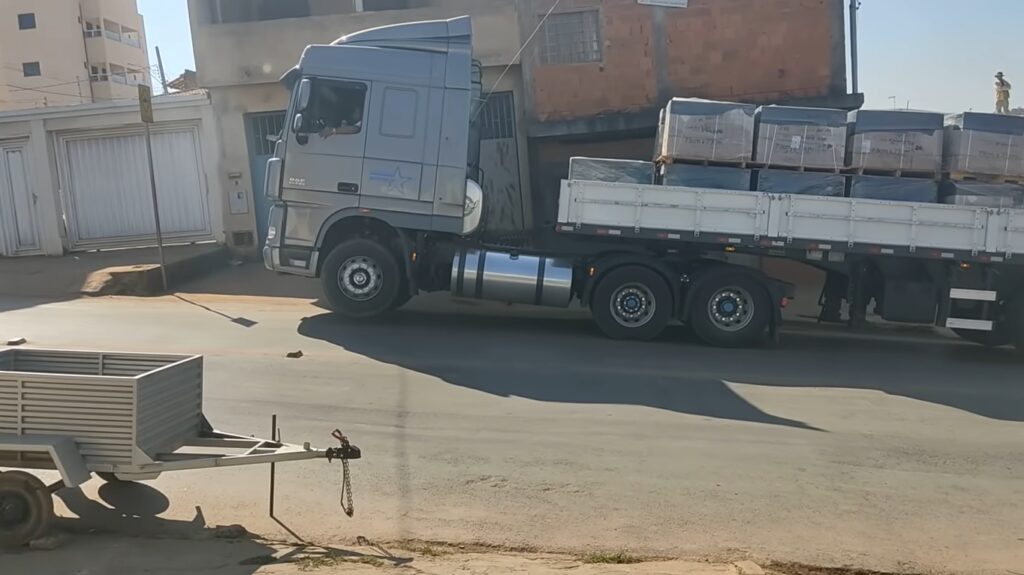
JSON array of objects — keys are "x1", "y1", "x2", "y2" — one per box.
[{"x1": 263, "y1": 16, "x2": 483, "y2": 286}]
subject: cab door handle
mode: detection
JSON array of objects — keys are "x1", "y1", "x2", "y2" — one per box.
[{"x1": 337, "y1": 182, "x2": 359, "y2": 193}]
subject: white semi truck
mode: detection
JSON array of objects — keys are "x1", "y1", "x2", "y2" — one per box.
[{"x1": 263, "y1": 16, "x2": 1024, "y2": 352}]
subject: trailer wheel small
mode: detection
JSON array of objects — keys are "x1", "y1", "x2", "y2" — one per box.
[
  {"x1": 591, "y1": 266, "x2": 673, "y2": 341},
  {"x1": 0, "y1": 471, "x2": 53, "y2": 548},
  {"x1": 321, "y1": 239, "x2": 402, "y2": 318},
  {"x1": 689, "y1": 271, "x2": 772, "y2": 348}
]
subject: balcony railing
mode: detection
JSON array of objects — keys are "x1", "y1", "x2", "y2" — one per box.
[
  {"x1": 111, "y1": 74, "x2": 128, "y2": 85},
  {"x1": 84, "y1": 29, "x2": 101, "y2": 38},
  {"x1": 90, "y1": 74, "x2": 109, "y2": 82},
  {"x1": 104, "y1": 30, "x2": 121, "y2": 42},
  {"x1": 124, "y1": 37, "x2": 141, "y2": 48}
]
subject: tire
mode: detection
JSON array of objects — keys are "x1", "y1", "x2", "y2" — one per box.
[
  {"x1": 591, "y1": 266, "x2": 673, "y2": 341},
  {"x1": 0, "y1": 471, "x2": 53, "y2": 548},
  {"x1": 320, "y1": 239, "x2": 402, "y2": 318},
  {"x1": 688, "y1": 270, "x2": 773, "y2": 348}
]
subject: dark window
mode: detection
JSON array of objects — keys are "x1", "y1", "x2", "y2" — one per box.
[
  {"x1": 540, "y1": 10, "x2": 602, "y2": 65},
  {"x1": 18, "y1": 13, "x2": 36, "y2": 30},
  {"x1": 300, "y1": 81, "x2": 368, "y2": 138},
  {"x1": 209, "y1": 0, "x2": 311, "y2": 23},
  {"x1": 22, "y1": 62, "x2": 41, "y2": 77},
  {"x1": 249, "y1": 112, "x2": 285, "y2": 156},
  {"x1": 479, "y1": 92, "x2": 516, "y2": 140}
]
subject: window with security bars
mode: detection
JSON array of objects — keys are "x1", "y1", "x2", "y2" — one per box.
[
  {"x1": 249, "y1": 112, "x2": 285, "y2": 156},
  {"x1": 540, "y1": 10, "x2": 602, "y2": 65},
  {"x1": 479, "y1": 92, "x2": 516, "y2": 141}
]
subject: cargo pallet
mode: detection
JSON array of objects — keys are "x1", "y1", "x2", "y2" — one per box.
[
  {"x1": 946, "y1": 171, "x2": 1024, "y2": 186},
  {"x1": 842, "y1": 167, "x2": 942, "y2": 180},
  {"x1": 655, "y1": 156, "x2": 753, "y2": 169},
  {"x1": 0, "y1": 349, "x2": 362, "y2": 548}
]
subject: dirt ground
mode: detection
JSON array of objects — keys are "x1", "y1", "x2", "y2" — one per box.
[{"x1": 2, "y1": 536, "x2": 753, "y2": 575}]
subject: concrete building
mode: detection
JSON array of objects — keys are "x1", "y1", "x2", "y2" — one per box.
[
  {"x1": 0, "y1": 0, "x2": 151, "y2": 111},
  {"x1": 188, "y1": 0, "x2": 858, "y2": 257}
]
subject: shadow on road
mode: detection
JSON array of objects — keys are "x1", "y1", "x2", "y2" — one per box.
[{"x1": 298, "y1": 308, "x2": 1023, "y2": 427}]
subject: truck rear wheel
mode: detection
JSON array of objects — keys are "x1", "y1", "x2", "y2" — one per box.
[
  {"x1": 689, "y1": 270, "x2": 772, "y2": 348},
  {"x1": 591, "y1": 266, "x2": 673, "y2": 341},
  {"x1": 321, "y1": 239, "x2": 401, "y2": 318},
  {"x1": 0, "y1": 471, "x2": 53, "y2": 548}
]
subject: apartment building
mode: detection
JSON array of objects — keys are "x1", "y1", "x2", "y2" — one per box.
[
  {"x1": 188, "y1": 0, "x2": 857, "y2": 256},
  {"x1": 0, "y1": 0, "x2": 151, "y2": 111}
]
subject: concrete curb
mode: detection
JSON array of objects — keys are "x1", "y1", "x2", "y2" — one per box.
[{"x1": 80, "y1": 247, "x2": 229, "y2": 297}]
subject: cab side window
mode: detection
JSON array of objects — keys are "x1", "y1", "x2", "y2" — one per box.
[{"x1": 302, "y1": 81, "x2": 368, "y2": 139}]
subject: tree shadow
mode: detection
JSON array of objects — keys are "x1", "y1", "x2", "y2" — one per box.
[{"x1": 298, "y1": 308, "x2": 1024, "y2": 426}]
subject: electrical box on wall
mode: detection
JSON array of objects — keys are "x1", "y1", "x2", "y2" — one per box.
[{"x1": 228, "y1": 172, "x2": 249, "y2": 215}]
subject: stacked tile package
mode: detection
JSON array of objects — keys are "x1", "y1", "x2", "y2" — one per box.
[
  {"x1": 568, "y1": 157, "x2": 654, "y2": 184},
  {"x1": 756, "y1": 170, "x2": 845, "y2": 197},
  {"x1": 655, "y1": 98, "x2": 756, "y2": 164},
  {"x1": 939, "y1": 180, "x2": 1024, "y2": 208},
  {"x1": 944, "y1": 112, "x2": 1024, "y2": 178},
  {"x1": 848, "y1": 110, "x2": 944, "y2": 174},
  {"x1": 849, "y1": 175, "x2": 939, "y2": 203},
  {"x1": 754, "y1": 106, "x2": 847, "y2": 170},
  {"x1": 659, "y1": 164, "x2": 753, "y2": 191}
]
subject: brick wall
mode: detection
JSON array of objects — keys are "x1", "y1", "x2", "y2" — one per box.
[{"x1": 525, "y1": 0, "x2": 844, "y2": 123}]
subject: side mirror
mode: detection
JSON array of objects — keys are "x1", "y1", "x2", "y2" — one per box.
[
  {"x1": 292, "y1": 112, "x2": 304, "y2": 134},
  {"x1": 297, "y1": 78, "x2": 312, "y2": 112}
]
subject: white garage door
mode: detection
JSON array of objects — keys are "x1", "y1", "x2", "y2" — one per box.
[{"x1": 60, "y1": 127, "x2": 212, "y2": 250}]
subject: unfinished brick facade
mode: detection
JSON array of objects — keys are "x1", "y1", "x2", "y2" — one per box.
[{"x1": 523, "y1": 0, "x2": 846, "y2": 123}]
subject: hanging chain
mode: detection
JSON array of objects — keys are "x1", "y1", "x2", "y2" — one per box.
[{"x1": 340, "y1": 457, "x2": 355, "y2": 518}]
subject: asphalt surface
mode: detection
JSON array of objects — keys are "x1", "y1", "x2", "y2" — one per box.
[{"x1": 1, "y1": 271, "x2": 1022, "y2": 574}]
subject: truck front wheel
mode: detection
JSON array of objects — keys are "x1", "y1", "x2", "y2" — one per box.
[
  {"x1": 688, "y1": 270, "x2": 772, "y2": 348},
  {"x1": 591, "y1": 266, "x2": 673, "y2": 341},
  {"x1": 321, "y1": 239, "x2": 402, "y2": 318}
]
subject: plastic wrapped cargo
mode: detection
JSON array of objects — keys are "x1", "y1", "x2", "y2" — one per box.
[
  {"x1": 939, "y1": 180, "x2": 1024, "y2": 208},
  {"x1": 943, "y1": 112, "x2": 1024, "y2": 178},
  {"x1": 756, "y1": 170, "x2": 845, "y2": 197},
  {"x1": 568, "y1": 157, "x2": 654, "y2": 184},
  {"x1": 655, "y1": 98, "x2": 756, "y2": 164},
  {"x1": 659, "y1": 164, "x2": 753, "y2": 191},
  {"x1": 755, "y1": 106, "x2": 847, "y2": 170},
  {"x1": 849, "y1": 175, "x2": 939, "y2": 203},
  {"x1": 848, "y1": 110, "x2": 944, "y2": 173}
]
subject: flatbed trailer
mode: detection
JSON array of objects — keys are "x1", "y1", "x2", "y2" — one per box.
[{"x1": 261, "y1": 16, "x2": 1024, "y2": 353}]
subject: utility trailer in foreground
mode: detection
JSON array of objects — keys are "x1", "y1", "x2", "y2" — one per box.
[
  {"x1": 0, "y1": 349, "x2": 361, "y2": 547},
  {"x1": 262, "y1": 16, "x2": 1024, "y2": 353}
]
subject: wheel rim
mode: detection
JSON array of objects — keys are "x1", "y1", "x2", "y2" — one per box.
[
  {"x1": 610, "y1": 283, "x2": 657, "y2": 328},
  {"x1": 0, "y1": 491, "x2": 30, "y2": 530},
  {"x1": 337, "y1": 256, "x2": 383, "y2": 302},
  {"x1": 707, "y1": 286, "x2": 755, "y2": 332}
]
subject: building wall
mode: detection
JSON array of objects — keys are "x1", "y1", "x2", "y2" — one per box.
[
  {"x1": 0, "y1": 94, "x2": 224, "y2": 256},
  {"x1": 0, "y1": 0, "x2": 89, "y2": 109},
  {"x1": 0, "y1": 0, "x2": 150, "y2": 111},
  {"x1": 521, "y1": 0, "x2": 847, "y2": 125}
]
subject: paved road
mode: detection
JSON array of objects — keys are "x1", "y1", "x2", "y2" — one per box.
[{"x1": 1, "y1": 275, "x2": 1022, "y2": 574}]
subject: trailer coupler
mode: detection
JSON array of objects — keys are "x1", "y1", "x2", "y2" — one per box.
[{"x1": 326, "y1": 429, "x2": 362, "y2": 462}]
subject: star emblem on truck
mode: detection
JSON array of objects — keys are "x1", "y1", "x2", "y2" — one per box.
[{"x1": 369, "y1": 167, "x2": 413, "y2": 195}]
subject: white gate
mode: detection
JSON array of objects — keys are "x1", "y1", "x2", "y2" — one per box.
[
  {"x1": 0, "y1": 142, "x2": 42, "y2": 257},
  {"x1": 58, "y1": 126, "x2": 212, "y2": 250}
]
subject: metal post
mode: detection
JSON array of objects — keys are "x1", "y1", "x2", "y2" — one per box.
[
  {"x1": 849, "y1": 0, "x2": 859, "y2": 95},
  {"x1": 144, "y1": 122, "x2": 168, "y2": 292},
  {"x1": 156, "y1": 46, "x2": 169, "y2": 94},
  {"x1": 269, "y1": 414, "x2": 277, "y2": 518}
]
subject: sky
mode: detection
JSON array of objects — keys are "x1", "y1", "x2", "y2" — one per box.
[
  {"x1": 138, "y1": 0, "x2": 195, "y2": 90},
  {"x1": 140, "y1": 0, "x2": 1020, "y2": 113}
]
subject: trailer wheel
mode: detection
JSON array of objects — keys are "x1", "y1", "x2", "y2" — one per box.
[
  {"x1": 591, "y1": 266, "x2": 673, "y2": 341},
  {"x1": 0, "y1": 471, "x2": 53, "y2": 548},
  {"x1": 689, "y1": 270, "x2": 772, "y2": 348},
  {"x1": 321, "y1": 239, "x2": 402, "y2": 318}
]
